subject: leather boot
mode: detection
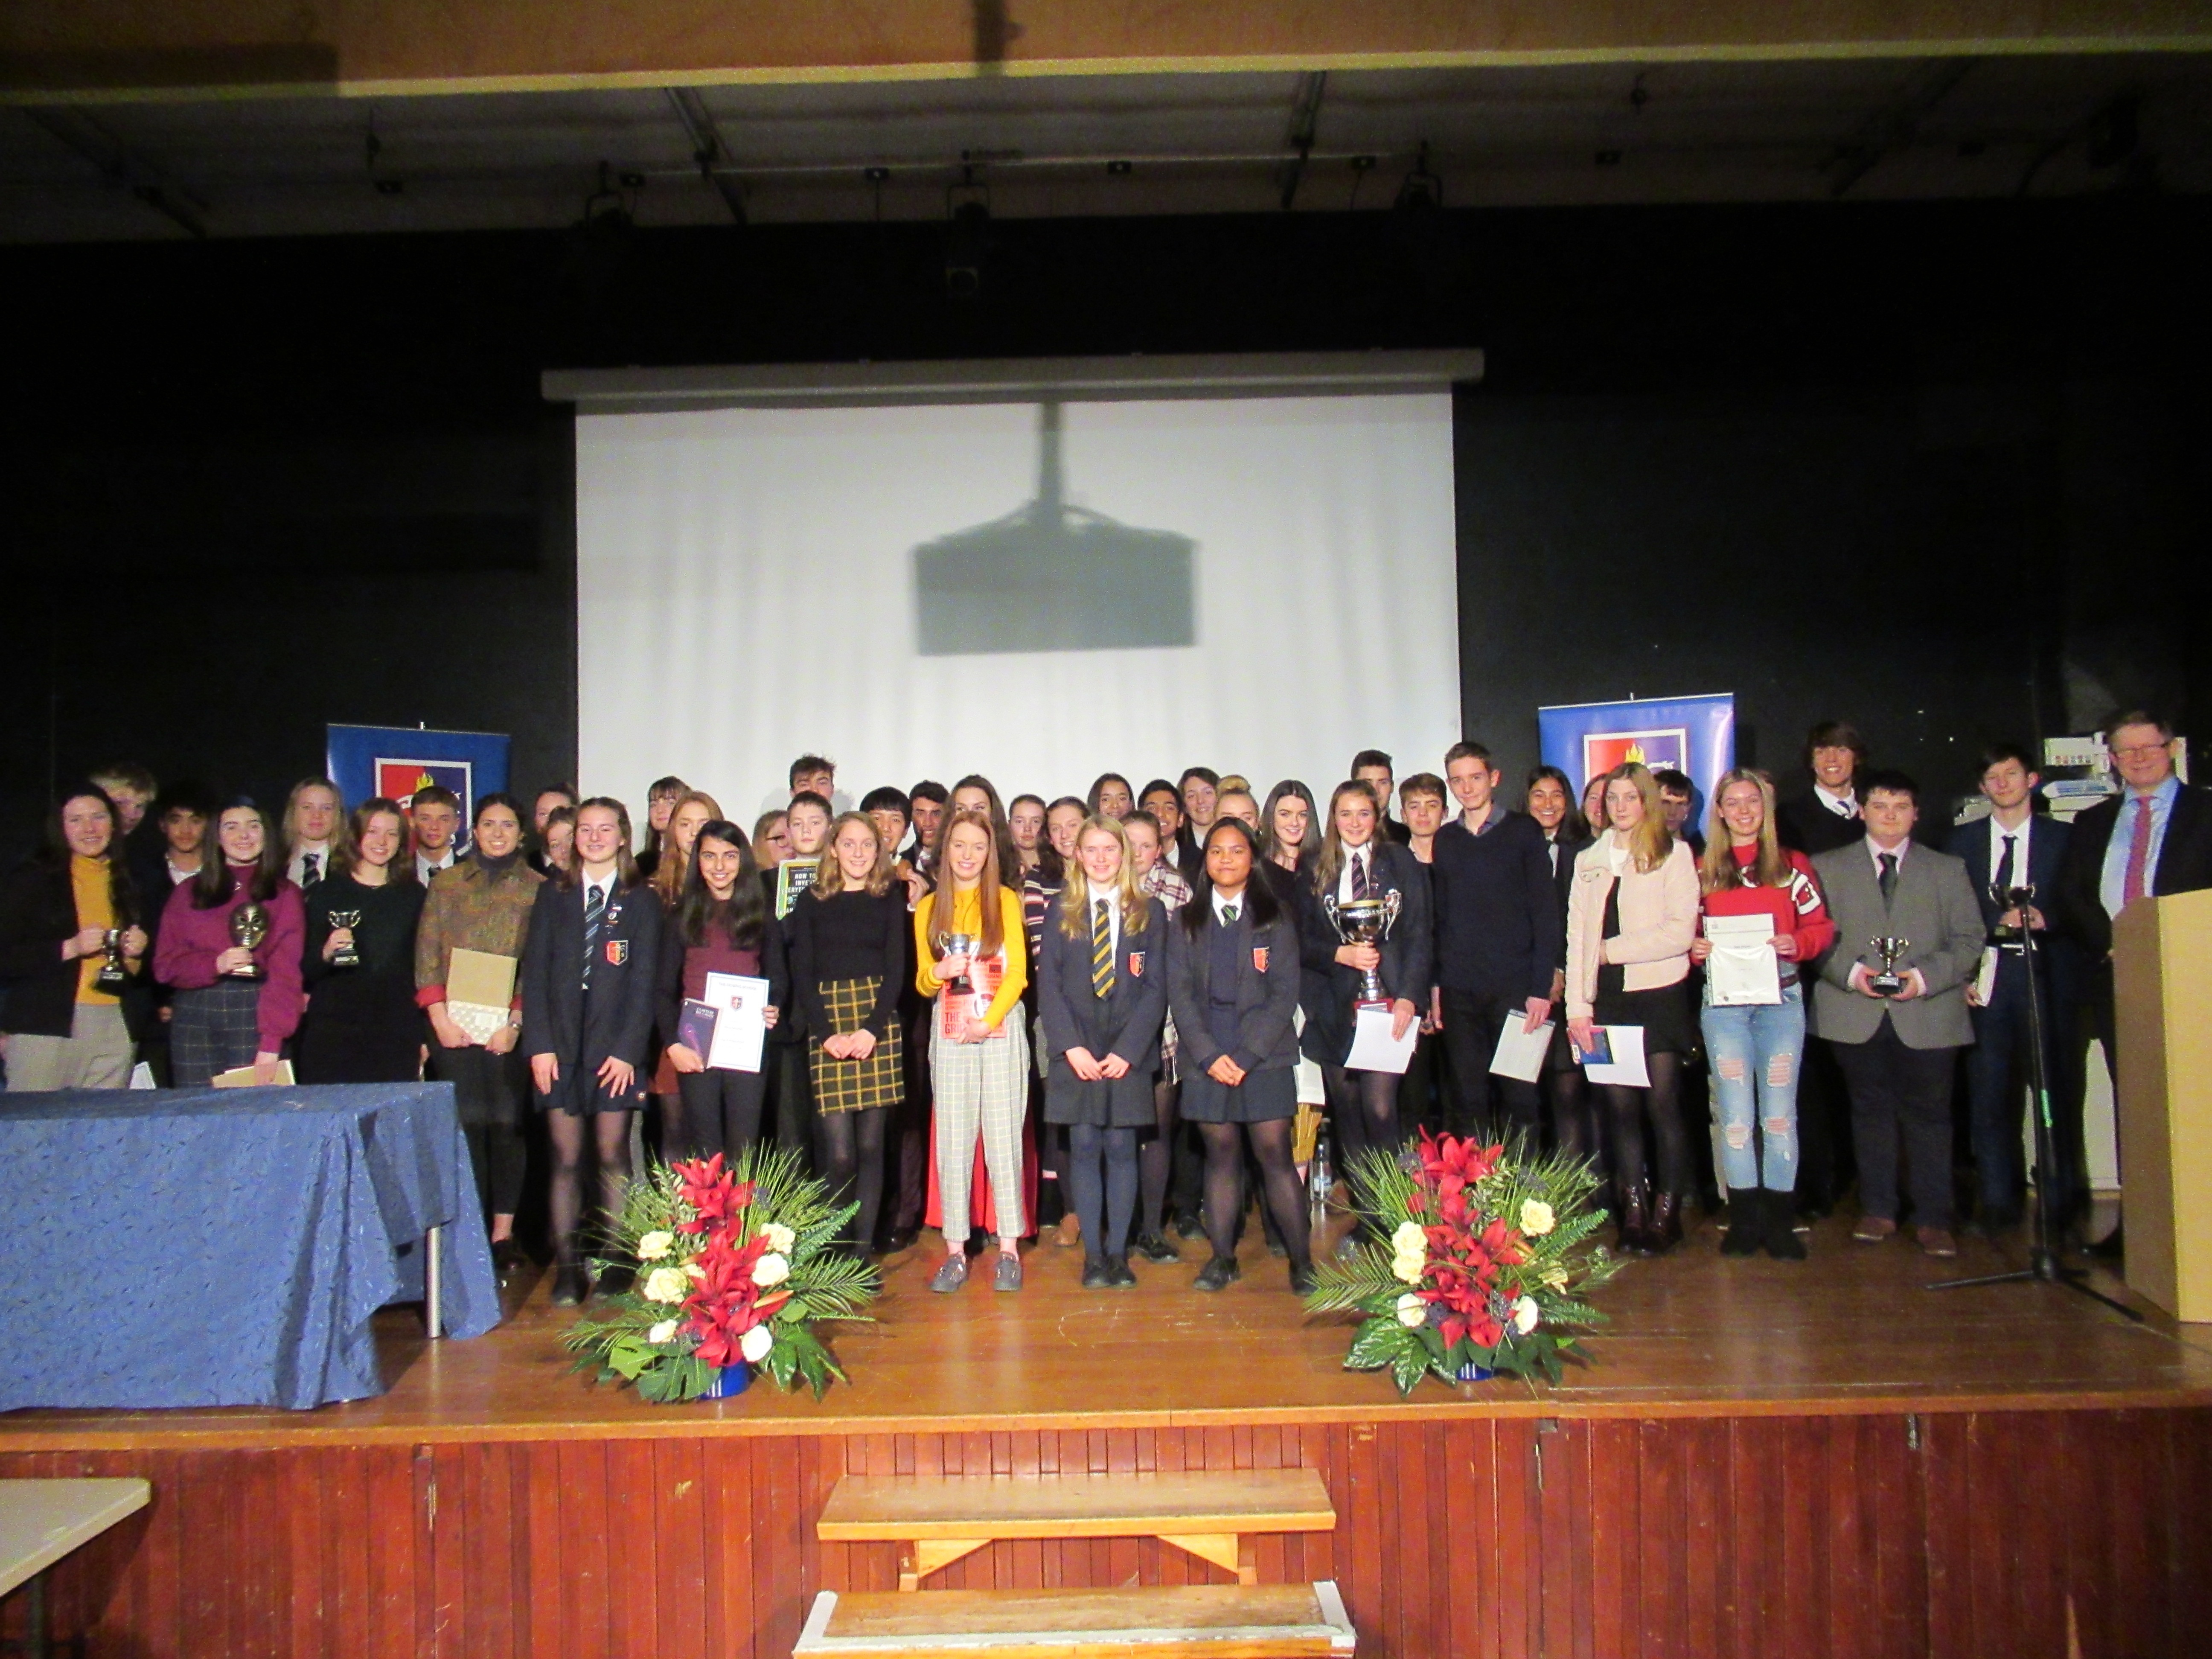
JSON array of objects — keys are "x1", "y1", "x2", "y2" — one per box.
[
  {"x1": 1719, "y1": 1188, "x2": 1764, "y2": 1256},
  {"x1": 1764, "y1": 1188, "x2": 1808, "y2": 1260},
  {"x1": 1647, "y1": 1190, "x2": 1682, "y2": 1255},
  {"x1": 1618, "y1": 1182, "x2": 1652, "y2": 1256}
]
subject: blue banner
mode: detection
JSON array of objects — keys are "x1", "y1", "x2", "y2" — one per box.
[
  {"x1": 326, "y1": 724, "x2": 510, "y2": 849},
  {"x1": 1537, "y1": 694, "x2": 1736, "y2": 822}
]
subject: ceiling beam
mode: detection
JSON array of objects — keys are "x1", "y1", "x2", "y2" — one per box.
[
  {"x1": 5, "y1": 2, "x2": 2209, "y2": 105},
  {"x1": 664, "y1": 86, "x2": 748, "y2": 222}
]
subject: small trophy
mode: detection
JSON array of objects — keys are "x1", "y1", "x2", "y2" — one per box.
[
  {"x1": 1867, "y1": 936, "x2": 1912, "y2": 998},
  {"x1": 937, "y1": 931, "x2": 978, "y2": 999},
  {"x1": 94, "y1": 928, "x2": 130, "y2": 992},
  {"x1": 327, "y1": 908, "x2": 364, "y2": 969},
  {"x1": 1322, "y1": 889, "x2": 1403, "y2": 1009},
  {"x1": 229, "y1": 901, "x2": 270, "y2": 980}
]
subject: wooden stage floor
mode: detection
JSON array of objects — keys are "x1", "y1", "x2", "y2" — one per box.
[{"x1": 6, "y1": 1209, "x2": 2209, "y2": 1451}]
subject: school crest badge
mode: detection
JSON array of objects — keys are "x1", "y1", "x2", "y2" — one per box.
[
  {"x1": 1252, "y1": 946, "x2": 1270, "y2": 973},
  {"x1": 605, "y1": 939, "x2": 629, "y2": 966},
  {"x1": 1127, "y1": 949, "x2": 1145, "y2": 979}
]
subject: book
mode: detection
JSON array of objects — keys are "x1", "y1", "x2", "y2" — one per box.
[
  {"x1": 774, "y1": 857, "x2": 821, "y2": 920},
  {"x1": 211, "y1": 1059, "x2": 297, "y2": 1089},
  {"x1": 677, "y1": 998, "x2": 719, "y2": 1059},
  {"x1": 446, "y1": 948, "x2": 517, "y2": 1044}
]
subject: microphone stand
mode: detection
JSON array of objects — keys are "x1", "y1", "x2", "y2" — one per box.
[{"x1": 1927, "y1": 883, "x2": 2142, "y2": 1319}]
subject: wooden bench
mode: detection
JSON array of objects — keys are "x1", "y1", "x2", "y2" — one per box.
[
  {"x1": 794, "y1": 1582, "x2": 1356, "y2": 1658},
  {"x1": 815, "y1": 1469, "x2": 1336, "y2": 1591},
  {"x1": 2, "y1": 1478, "x2": 151, "y2": 1659}
]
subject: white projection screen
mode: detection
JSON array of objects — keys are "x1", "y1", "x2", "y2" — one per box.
[{"x1": 574, "y1": 385, "x2": 1461, "y2": 819}]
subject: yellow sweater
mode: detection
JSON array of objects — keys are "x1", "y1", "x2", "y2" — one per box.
[
  {"x1": 71, "y1": 855, "x2": 118, "y2": 1004},
  {"x1": 913, "y1": 886, "x2": 1027, "y2": 1030}
]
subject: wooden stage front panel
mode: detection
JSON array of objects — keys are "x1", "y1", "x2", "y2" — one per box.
[{"x1": 5, "y1": 1217, "x2": 2211, "y2": 1657}]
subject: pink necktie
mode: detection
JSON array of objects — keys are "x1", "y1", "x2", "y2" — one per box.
[{"x1": 2121, "y1": 794, "x2": 2154, "y2": 908}]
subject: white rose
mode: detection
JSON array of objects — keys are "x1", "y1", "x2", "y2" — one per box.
[
  {"x1": 646, "y1": 1319, "x2": 678, "y2": 1345},
  {"x1": 752, "y1": 1252, "x2": 791, "y2": 1288},
  {"x1": 684, "y1": 1260, "x2": 706, "y2": 1281},
  {"x1": 739, "y1": 1324, "x2": 774, "y2": 1364},
  {"x1": 1391, "y1": 1252, "x2": 1426, "y2": 1286},
  {"x1": 643, "y1": 1266, "x2": 692, "y2": 1305},
  {"x1": 1394, "y1": 1293, "x2": 1427, "y2": 1328},
  {"x1": 760, "y1": 1222, "x2": 796, "y2": 1255},
  {"x1": 1511, "y1": 1295, "x2": 1540, "y2": 1336},
  {"x1": 1519, "y1": 1200, "x2": 1555, "y2": 1237},
  {"x1": 637, "y1": 1230, "x2": 675, "y2": 1261},
  {"x1": 1541, "y1": 1265, "x2": 1569, "y2": 1291},
  {"x1": 1390, "y1": 1220, "x2": 1426, "y2": 1257}
]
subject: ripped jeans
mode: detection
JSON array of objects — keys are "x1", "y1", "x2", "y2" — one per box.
[{"x1": 1700, "y1": 980, "x2": 1805, "y2": 1191}]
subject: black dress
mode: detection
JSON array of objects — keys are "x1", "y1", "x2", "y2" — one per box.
[
  {"x1": 1589, "y1": 883, "x2": 1698, "y2": 1059},
  {"x1": 298, "y1": 874, "x2": 427, "y2": 1083}
]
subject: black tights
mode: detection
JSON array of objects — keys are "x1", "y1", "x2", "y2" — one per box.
[
  {"x1": 1138, "y1": 1079, "x2": 1180, "y2": 1238},
  {"x1": 1199, "y1": 1119, "x2": 1310, "y2": 1270},
  {"x1": 667, "y1": 1068, "x2": 766, "y2": 1164},
  {"x1": 1599, "y1": 1051, "x2": 1688, "y2": 1198},
  {"x1": 1548, "y1": 1064, "x2": 1604, "y2": 1182},
  {"x1": 1322, "y1": 1063, "x2": 1401, "y2": 1231},
  {"x1": 1067, "y1": 1122, "x2": 1140, "y2": 1261},
  {"x1": 548, "y1": 1109, "x2": 634, "y2": 1265},
  {"x1": 814, "y1": 1106, "x2": 888, "y2": 1249}
]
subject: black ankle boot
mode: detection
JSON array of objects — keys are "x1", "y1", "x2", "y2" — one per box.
[
  {"x1": 1764, "y1": 1189, "x2": 1808, "y2": 1260},
  {"x1": 1720, "y1": 1188, "x2": 1764, "y2": 1256},
  {"x1": 1618, "y1": 1183, "x2": 1651, "y2": 1254},
  {"x1": 1647, "y1": 1191, "x2": 1682, "y2": 1255}
]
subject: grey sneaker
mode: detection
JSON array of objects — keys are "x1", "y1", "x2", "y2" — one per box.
[
  {"x1": 993, "y1": 1251, "x2": 1024, "y2": 1292},
  {"x1": 929, "y1": 1255, "x2": 969, "y2": 1294}
]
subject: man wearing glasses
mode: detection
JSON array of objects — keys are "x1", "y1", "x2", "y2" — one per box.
[{"x1": 2055, "y1": 710, "x2": 2212, "y2": 1250}]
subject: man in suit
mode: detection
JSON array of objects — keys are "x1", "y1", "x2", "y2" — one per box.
[
  {"x1": 2054, "y1": 710, "x2": 2212, "y2": 1254},
  {"x1": 1778, "y1": 720, "x2": 1869, "y2": 857},
  {"x1": 1948, "y1": 743, "x2": 2074, "y2": 1233},
  {"x1": 1812, "y1": 770, "x2": 1986, "y2": 1257}
]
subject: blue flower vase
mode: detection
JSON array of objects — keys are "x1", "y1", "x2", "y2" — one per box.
[
  {"x1": 704, "y1": 1364, "x2": 752, "y2": 1399},
  {"x1": 1456, "y1": 1362, "x2": 1496, "y2": 1383}
]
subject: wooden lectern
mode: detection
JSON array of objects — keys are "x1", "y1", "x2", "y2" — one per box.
[{"x1": 2114, "y1": 888, "x2": 2212, "y2": 1322}]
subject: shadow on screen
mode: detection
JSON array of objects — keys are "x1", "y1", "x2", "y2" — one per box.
[{"x1": 913, "y1": 402, "x2": 1197, "y2": 655}]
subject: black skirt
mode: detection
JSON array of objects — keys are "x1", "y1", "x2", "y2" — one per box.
[
  {"x1": 1593, "y1": 883, "x2": 1697, "y2": 1057},
  {"x1": 1179, "y1": 1062, "x2": 1298, "y2": 1125}
]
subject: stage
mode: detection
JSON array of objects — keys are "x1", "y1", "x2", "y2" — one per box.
[{"x1": 5, "y1": 1211, "x2": 2210, "y2": 1656}]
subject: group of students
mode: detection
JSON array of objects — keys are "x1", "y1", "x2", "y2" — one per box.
[{"x1": 3, "y1": 709, "x2": 2200, "y2": 1304}]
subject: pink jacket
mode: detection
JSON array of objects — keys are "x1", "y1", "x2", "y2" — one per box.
[
  {"x1": 154, "y1": 876, "x2": 307, "y2": 1052},
  {"x1": 1565, "y1": 837, "x2": 1699, "y2": 1019}
]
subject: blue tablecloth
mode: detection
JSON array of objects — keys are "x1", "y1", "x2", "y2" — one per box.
[{"x1": 0, "y1": 1082, "x2": 499, "y2": 1411}]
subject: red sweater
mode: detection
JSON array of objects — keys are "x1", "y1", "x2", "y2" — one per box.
[{"x1": 1698, "y1": 844, "x2": 1834, "y2": 971}]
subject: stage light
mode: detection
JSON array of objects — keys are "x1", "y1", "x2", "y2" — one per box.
[
  {"x1": 1107, "y1": 159, "x2": 1133, "y2": 176},
  {"x1": 1394, "y1": 141, "x2": 1441, "y2": 212}
]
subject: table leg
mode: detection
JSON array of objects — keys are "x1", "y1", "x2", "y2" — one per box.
[{"x1": 424, "y1": 1223, "x2": 444, "y2": 1339}]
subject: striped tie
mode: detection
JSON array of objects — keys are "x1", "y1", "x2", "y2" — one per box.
[
  {"x1": 1091, "y1": 899, "x2": 1115, "y2": 998},
  {"x1": 582, "y1": 882, "x2": 605, "y2": 989},
  {"x1": 1351, "y1": 850, "x2": 1372, "y2": 902}
]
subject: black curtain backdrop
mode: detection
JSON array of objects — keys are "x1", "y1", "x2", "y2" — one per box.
[{"x1": 1, "y1": 196, "x2": 2204, "y2": 852}]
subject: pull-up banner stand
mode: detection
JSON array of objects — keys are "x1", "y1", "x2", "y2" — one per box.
[
  {"x1": 1538, "y1": 695, "x2": 1737, "y2": 819},
  {"x1": 326, "y1": 724, "x2": 511, "y2": 853}
]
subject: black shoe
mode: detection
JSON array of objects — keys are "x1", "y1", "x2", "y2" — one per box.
[
  {"x1": 1105, "y1": 1257, "x2": 1138, "y2": 1289},
  {"x1": 1289, "y1": 1261, "x2": 1318, "y2": 1296},
  {"x1": 593, "y1": 1263, "x2": 634, "y2": 1298},
  {"x1": 884, "y1": 1226, "x2": 920, "y2": 1253},
  {"x1": 550, "y1": 1262, "x2": 588, "y2": 1307},
  {"x1": 1193, "y1": 1256, "x2": 1242, "y2": 1292},
  {"x1": 1176, "y1": 1212, "x2": 1208, "y2": 1242},
  {"x1": 1081, "y1": 1256, "x2": 1112, "y2": 1290},
  {"x1": 1763, "y1": 1189, "x2": 1807, "y2": 1260},
  {"x1": 491, "y1": 1238, "x2": 527, "y2": 1281},
  {"x1": 1133, "y1": 1231, "x2": 1182, "y2": 1265},
  {"x1": 1719, "y1": 1188, "x2": 1764, "y2": 1257}
]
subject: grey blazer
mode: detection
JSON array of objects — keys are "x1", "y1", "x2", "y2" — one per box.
[{"x1": 1810, "y1": 839, "x2": 1985, "y2": 1050}]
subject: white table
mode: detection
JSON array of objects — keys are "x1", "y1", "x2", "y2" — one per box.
[{"x1": 1, "y1": 1479, "x2": 151, "y2": 1658}]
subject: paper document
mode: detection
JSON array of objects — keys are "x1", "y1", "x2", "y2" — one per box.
[
  {"x1": 700, "y1": 973, "x2": 770, "y2": 1072},
  {"x1": 128, "y1": 1062, "x2": 156, "y2": 1090},
  {"x1": 446, "y1": 948, "x2": 518, "y2": 1044},
  {"x1": 1345, "y1": 1006, "x2": 1419, "y2": 1075},
  {"x1": 1489, "y1": 1018, "x2": 1557, "y2": 1084},
  {"x1": 1974, "y1": 947, "x2": 2000, "y2": 1006},
  {"x1": 1577, "y1": 1024, "x2": 1650, "y2": 1088},
  {"x1": 211, "y1": 1059, "x2": 297, "y2": 1089},
  {"x1": 1704, "y1": 914, "x2": 1782, "y2": 1007}
]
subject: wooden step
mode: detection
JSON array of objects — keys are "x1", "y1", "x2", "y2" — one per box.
[
  {"x1": 817, "y1": 1469, "x2": 1336, "y2": 1589},
  {"x1": 794, "y1": 1582, "x2": 1356, "y2": 1659}
]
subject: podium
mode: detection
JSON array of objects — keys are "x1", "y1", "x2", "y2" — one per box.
[{"x1": 2113, "y1": 888, "x2": 2212, "y2": 1321}]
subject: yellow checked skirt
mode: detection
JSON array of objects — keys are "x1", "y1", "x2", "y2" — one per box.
[{"x1": 808, "y1": 976, "x2": 905, "y2": 1114}]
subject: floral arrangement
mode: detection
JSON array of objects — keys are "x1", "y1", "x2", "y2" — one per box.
[
  {"x1": 564, "y1": 1146, "x2": 878, "y2": 1403},
  {"x1": 1305, "y1": 1130, "x2": 1617, "y2": 1393}
]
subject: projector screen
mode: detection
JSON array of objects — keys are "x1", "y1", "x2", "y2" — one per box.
[{"x1": 575, "y1": 391, "x2": 1459, "y2": 820}]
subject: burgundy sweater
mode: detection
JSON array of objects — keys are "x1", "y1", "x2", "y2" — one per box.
[{"x1": 153, "y1": 873, "x2": 307, "y2": 1051}]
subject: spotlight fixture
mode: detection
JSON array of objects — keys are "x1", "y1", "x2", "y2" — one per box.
[
  {"x1": 864, "y1": 166, "x2": 891, "y2": 183},
  {"x1": 1393, "y1": 140, "x2": 1442, "y2": 211},
  {"x1": 1106, "y1": 159, "x2": 1133, "y2": 176}
]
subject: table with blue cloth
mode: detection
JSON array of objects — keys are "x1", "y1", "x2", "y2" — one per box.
[{"x1": 0, "y1": 1082, "x2": 500, "y2": 1412}]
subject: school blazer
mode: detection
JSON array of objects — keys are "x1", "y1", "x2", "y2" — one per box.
[
  {"x1": 1035, "y1": 894, "x2": 1170, "y2": 1102},
  {"x1": 1163, "y1": 897, "x2": 1302, "y2": 1076},
  {"x1": 1296, "y1": 841, "x2": 1434, "y2": 1064},
  {"x1": 519, "y1": 876, "x2": 663, "y2": 1113},
  {"x1": 1809, "y1": 841, "x2": 1985, "y2": 1050}
]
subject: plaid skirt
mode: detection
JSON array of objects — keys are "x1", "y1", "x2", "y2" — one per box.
[
  {"x1": 171, "y1": 979, "x2": 264, "y2": 1087},
  {"x1": 809, "y1": 977, "x2": 905, "y2": 1115}
]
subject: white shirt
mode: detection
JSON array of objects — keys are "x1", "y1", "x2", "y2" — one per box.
[
  {"x1": 1866, "y1": 835, "x2": 1911, "y2": 882},
  {"x1": 1335, "y1": 842, "x2": 1377, "y2": 903},
  {"x1": 166, "y1": 858, "x2": 197, "y2": 886},
  {"x1": 1085, "y1": 881, "x2": 1123, "y2": 959},
  {"x1": 416, "y1": 849, "x2": 456, "y2": 885},
  {"x1": 1985, "y1": 814, "x2": 2033, "y2": 899},
  {"x1": 288, "y1": 842, "x2": 332, "y2": 887},
  {"x1": 1210, "y1": 885, "x2": 1251, "y2": 925},
  {"x1": 582, "y1": 873, "x2": 614, "y2": 918},
  {"x1": 1816, "y1": 783, "x2": 1860, "y2": 820}
]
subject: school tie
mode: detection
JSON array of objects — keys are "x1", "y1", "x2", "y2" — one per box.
[
  {"x1": 1878, "y1": 853, "x2": 1898, "y2": 905},
  {"x1": 1220, "y1": 903, "x2": 1239, "y2": 926},
  {"x1": 1091, "y1": 899, "x2": 1115, "y2": 998},
  {"x1": 582, "y1": 882, "x2": 605, "y2": 989},
  {"x1": 2121, "y1": 795, "x2": 2154, "y2": 908},
  {"x1": 301, "y1": 853, "x2": 321, "y2": 892},
  {"x1": 1992, "y1": 834, "x2": 2016, "y2": 903},
  {"x1": 1350, "y1": 850, "x2": 1372, "y2": 903}
]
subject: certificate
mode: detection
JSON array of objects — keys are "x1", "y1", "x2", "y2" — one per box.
[
  {"x1": 1704, "y1": 914, "x2": 1781, "y2": 1007},
  {"x1": 700, "y1": 972, "x2": 770, "y2": 1073},
  {"x1": 1575, "y1": 1024, "x2": 1650, "y2": 1087},
  {"x1": 1345, "y1": 1005, "x2": 1418, "y2": 1075},
  {"x1": 1488, "y1": 1018, "x2": 1556, "y2": 1084}
]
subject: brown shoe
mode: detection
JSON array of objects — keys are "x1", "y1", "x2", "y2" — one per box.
[
  {"x1": 1917, "y1": 1227, "x2": 1959, "y2": 1258},
  {"x1": 1851, "y1": 1216, "x2": 1898, "y2": 1243},
  {"x1": 1053, "y1": 1214, "x2": 1083, "y2": 1249}
]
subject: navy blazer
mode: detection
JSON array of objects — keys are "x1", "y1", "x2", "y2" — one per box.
[
  {"x1": 2054, "y1": 784, "x2": 2212, "y2": 960},
  {"x1": 1036, "y1": 892, "x2": 1170, "y2": 1118},
  {"x1": 1297, "y1": 840, "x2": 1433, "y2": 1064},
  {"x1": 1164, "y1": 892, "x2": 1302, "y2": 1076},
  {"x1": 520, "y1": 875, "x2": 662, "y2": 1113},
  {"x1": 1946, "y1": 815, "x2": 2071, "y2": 939}
]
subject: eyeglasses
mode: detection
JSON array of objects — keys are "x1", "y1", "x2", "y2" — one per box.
[{"x1": 2111, "y1": 744, "x2": 2171, "y2": 761}]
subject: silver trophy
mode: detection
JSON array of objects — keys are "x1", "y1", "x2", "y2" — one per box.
[
  {"x1": 94, "y1": 928, "x2": 130, "y2": 992},
  {"x1": 936, "y1": 931, "x2": 979, "y2": 1000},
  {"x1": 1322, "y1": 889, "x2": 1402, "y2": 1008},
  {"x1": 229, "y1": 902, "x2": 270, "y2": 980},
  {"x1": 1867, "y1": 936, "x2": 1911, "y2": 998},
  {"x1": 327, "y1": 908, "x2": 364, "y2": 969}
]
